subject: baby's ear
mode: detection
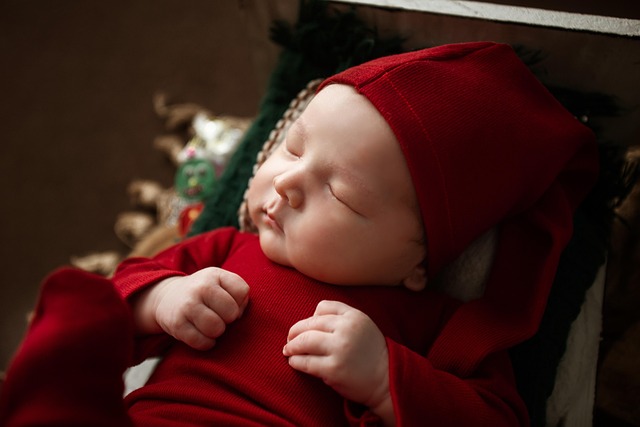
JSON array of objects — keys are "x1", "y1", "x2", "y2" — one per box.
[{"x1": 403, "y1": 265, "x2": 427, "y2": 291}]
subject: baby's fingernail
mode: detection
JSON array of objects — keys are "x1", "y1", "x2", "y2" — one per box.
[
  {"x1": 238, "y1": 300, "x2": 249, "y2": 318},
  {"x1": 282, "y1": 345, "x2": 289, "y2": 356}
]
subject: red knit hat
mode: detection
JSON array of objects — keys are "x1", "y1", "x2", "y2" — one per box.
[{"x1": 319, "y1": 42, "x2": 599, "y2": 376}]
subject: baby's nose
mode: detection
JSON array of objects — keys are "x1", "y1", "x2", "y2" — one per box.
[{"x1": 273, "y1": 174, "x2": 303, "y2": 209}]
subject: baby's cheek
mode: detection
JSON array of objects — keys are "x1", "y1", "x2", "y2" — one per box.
[{"x1": 259, "y1": 233, "x2": 290, "y2": 267}]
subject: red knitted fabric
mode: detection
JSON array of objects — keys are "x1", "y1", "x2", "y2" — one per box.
[
  {"x1": 319, "y1": 41, "x2": 599, "y2": 376},
  {"x1": 0, "y1": 268, "x2": 135, "y2": 427}
]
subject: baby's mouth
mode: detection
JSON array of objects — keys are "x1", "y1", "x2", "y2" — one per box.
[{"x1": 263, "y1": 206, "x2": 284, "y2": 233}]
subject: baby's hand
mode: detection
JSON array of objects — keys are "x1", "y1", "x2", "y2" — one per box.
[
  {"x1": 133, "y1": 267, "x2": 249, "y2": 350},
  {"x1": 283, "y1": 300, "x2": 391, "y2": 416}
]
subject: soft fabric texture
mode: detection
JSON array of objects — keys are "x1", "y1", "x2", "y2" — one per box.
[
  {"x1": 319, "y1": 41, "x2": 599, "y2": 378},
  {"x1": 114, "y1": 227, "x2": 526, "y2": 426},
  {"x1": 0, "y1": 268, "x2": 135, "y2": 427},
  {"x1": 0, "y1": 229, "x2": 527, "y2": 426}
]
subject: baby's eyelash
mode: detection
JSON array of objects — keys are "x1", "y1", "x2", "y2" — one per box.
[
  {"x1": 283, "y1": 143, "x2": 300, "y2": 158},
  {"x1": 327, "y1": 184, "x2": 340, "y2": 200},
  {"x1": 327, "y1": 184, "x2": 362, "y2": 216}
]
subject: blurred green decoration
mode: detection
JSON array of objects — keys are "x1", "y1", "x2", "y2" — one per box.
[
  {"x1": 174, "y1": 109, "x2": 247, "y2": 235},
  {"x1": 175, "y1": 156, "x2": 217, "y2": 203}
]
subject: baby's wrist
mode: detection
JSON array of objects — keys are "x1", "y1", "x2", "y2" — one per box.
[
  {"x1": 365, "y1": 367, "x2": 394, "y2": 426},
  {"x1": 369, "y1": 394, "x2": 395, "y2": 426},
  {"x1": 131, "y1": 276, "x2": 180, "y2": 335}
]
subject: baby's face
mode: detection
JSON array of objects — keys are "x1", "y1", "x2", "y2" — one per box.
[{"x1": 247, "y1": 84, "x2": 425, "y2": 289}]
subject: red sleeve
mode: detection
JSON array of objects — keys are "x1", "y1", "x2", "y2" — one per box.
[
  {"x1": 112, "y1": 227, "x2": 239, "y2": 298},
  {"x1": 385, "y1": 339, "x2": 529, "y2": 426},
  {"x1": 344, "y1": 339, "x2": 528, "y2": 426},
  {"x1": 111, "y1": 226, "x2": 239, "y2": 361}
]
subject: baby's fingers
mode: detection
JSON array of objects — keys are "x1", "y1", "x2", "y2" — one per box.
[
  {"x1": 214, "y1": 269, "x2": 250, "y2": 312},
  {"x1": 201, "y1": 283, "x2": 245, "y2": 324},
  {"x1": 313, "y1": 300, "x2": 352, "y2": 316},
  {"x1": 287, "y1": 313, "x2": 337, "y2": 342},
  {"x1": 283, "y1": 330, "x2": 330, "y2": 357},
  {"x1": 286, "y1": 354, "x2": 326, "y2": 379},
  {"x1": 284, "y1": 330, "x2": 333, "y2": 380},
  {"x1": 172, "y1": 320, "x2": 216, "y2": 351},
  {"x1": 190, "y1": 268, "x2": 250, "y2": 322},
  {"x1": 187, "y1": 304, "x2": 226, "y2": 340}
]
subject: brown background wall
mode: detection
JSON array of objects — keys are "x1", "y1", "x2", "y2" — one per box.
[{"x1": 0, "y1": 0, "x2": 282, "y2": 369}]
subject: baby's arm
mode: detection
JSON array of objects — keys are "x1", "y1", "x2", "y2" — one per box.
[
  {"x1": 132, "y1": 267, "x2": 249, "y2": 350},
  {"x1": 283, "y1": 300, "x2": 394, "y2": 425},
  {"x1": 284, "y1": 300, "x2": 527, "y2": 426}
]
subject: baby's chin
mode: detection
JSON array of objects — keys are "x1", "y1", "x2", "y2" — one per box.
[
  {"x1": 257, "y1": 233, "x2": 375, "y2": 285},
  {"x1": 258, "y1": 234, "x2": 293, "y2": 268},
  {"x1": 257, "y1": 237, "x2": 329, "y2": 282}
]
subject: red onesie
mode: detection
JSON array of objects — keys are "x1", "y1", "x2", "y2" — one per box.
[
  {"x1": 0, "y1": 228, "x2": 528, "y2": 427},
  {"x1": 116, "y1": 227, "x2": 527, "y2": 426},
  {"x1": 0, "y1": 227, "x2": 528, "y2": 426}
]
